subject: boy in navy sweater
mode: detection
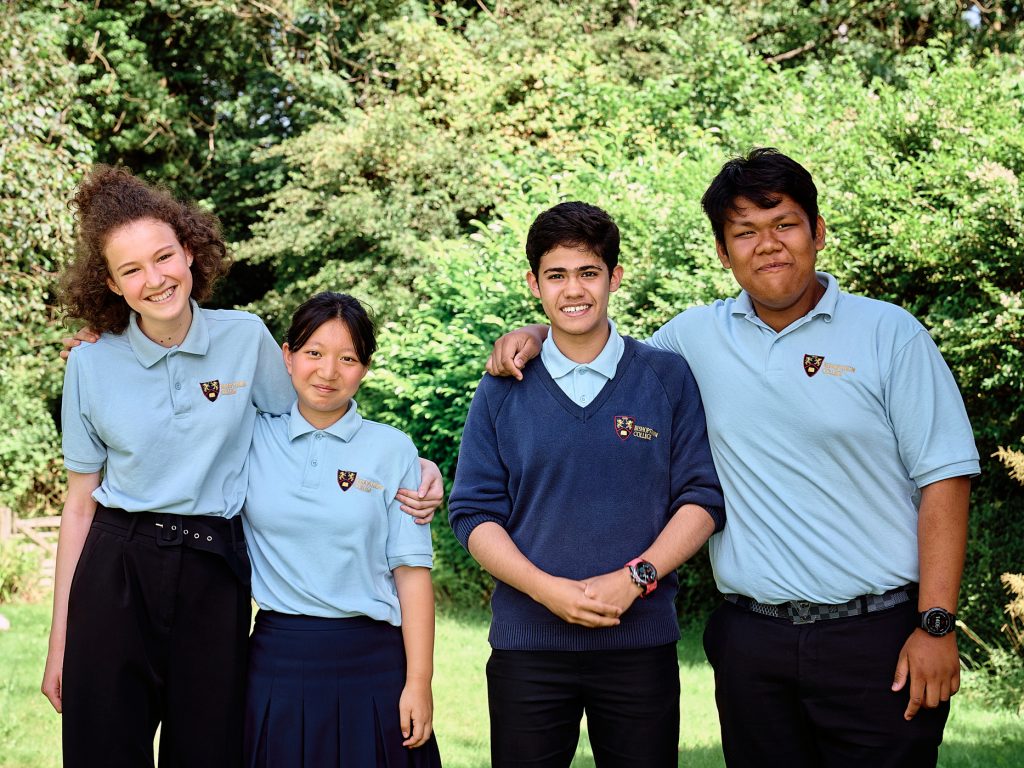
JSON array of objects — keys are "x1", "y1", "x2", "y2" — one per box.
[{"x1": 448, "y1": 202, "x2": 724, "y2": 767}]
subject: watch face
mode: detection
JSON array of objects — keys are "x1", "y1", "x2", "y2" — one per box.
[
  {"x1": 922, "y1": 608, "x2": 954, "y2": 636},
  {"x1": 634, "y1": 561, "x2": 657, "y2": 585}
]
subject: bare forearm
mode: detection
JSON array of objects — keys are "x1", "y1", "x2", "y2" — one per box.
[
  {"x1": 393, "y1": 567, "x2": 435, "y2": 684},
  {"x1": 582, "y1": 503, "x2": 715, "y2": 613},
  {"x1": 49, "y1": 473, "x2": 100, "y2": 653},
  {"x1": 917, "y1": 476, "x2": 970, "y2": 612},
  {"x1": 638, "y1": 503, "x2": 715, "y2": 576},
  {"x1": 522, "y1": 324, "x2": 549, "y2": 345},
  {"x1": 466, "y1": 521, "x2": 621, "y2": 626},
  {"x1": 467, "y1": 521, "x2": 551, "y2": 601},
  {"x1": 891, "y1": 475, "x2": 970, "y2": 719}
]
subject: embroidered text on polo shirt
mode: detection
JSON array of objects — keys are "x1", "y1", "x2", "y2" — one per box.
[
  {"x1": 821, "y1": 362, "x2": 856, "y2": 378},
  {"x1": 354, "y1": 477, "x2": 384, "y2": 493}
]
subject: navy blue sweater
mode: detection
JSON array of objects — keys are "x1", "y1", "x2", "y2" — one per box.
[{"x1": 448, "y1": 337, "x2": 724, "y2": 651}]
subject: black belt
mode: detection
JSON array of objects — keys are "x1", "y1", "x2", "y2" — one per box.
[
  {"x1": 724, "y1": 585, "x2": 916, "y2": 625},
  {"x1": 92, "y1": 505, "x2": 251, "y2": 585}
]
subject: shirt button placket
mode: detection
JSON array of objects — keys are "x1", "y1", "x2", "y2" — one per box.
[
  {"x1": 301, "y1": 432, "x2": 325, "y2": 489},
  {"x1": 168, "y1": 353, "x2": 190, "y2": 416}
]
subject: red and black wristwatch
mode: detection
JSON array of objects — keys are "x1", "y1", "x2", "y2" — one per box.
[{"x1": 625, "y1": 558, "x2": 658, "y2": 598}]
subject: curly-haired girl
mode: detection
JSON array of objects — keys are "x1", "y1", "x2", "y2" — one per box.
[{"x1": 43, "y1": 166, "x2": 441, "y2": 768}]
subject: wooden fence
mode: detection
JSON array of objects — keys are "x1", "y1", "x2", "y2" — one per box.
[{"x1": 0, "y1": 506, "x2": 59, "y2": 585}]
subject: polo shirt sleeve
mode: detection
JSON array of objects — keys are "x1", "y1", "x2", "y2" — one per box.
[
  {"x1": 885, "y1": 329, "x2": 980, "y2": 487},
  {"x1": 665, "y1": 360, "x2": 726, "y2": 532},
  {"x1": 251, "y1": 322, "x2": 294, "y2": 415},
  {"x1": 61, "y1": 349, "x2": 107, "y2": 474},
  {"x1": 448, "y1": 378, "x2": 513, "y2": 550},
  {"x1": 386, "y1": 451, "x2": 433, "y2": 570},
  {"x1": 644, "y1": 311, "x2": 690, "y2": 358}
]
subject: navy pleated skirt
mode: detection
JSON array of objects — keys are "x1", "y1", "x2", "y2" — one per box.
[{"x1": 244, "y1": 611, "x2": 442, "y2": 767}]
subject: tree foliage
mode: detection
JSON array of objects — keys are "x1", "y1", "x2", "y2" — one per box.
[
  {"x1": 0, "y1": 1, "x2": 91, "y2": 514},
  {"x1": 3, "y1": 0, "x2": 1022, "y2": 637}
]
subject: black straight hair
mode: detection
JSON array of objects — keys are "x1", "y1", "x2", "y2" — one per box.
[
  {"x1": 701, "y1": 148, "x2": 819, "y2": 246},
  {"x1": 285, "y1": 292, "x2": 376, "y2": 365},
  {"x1": 525, "y1": 201, "x2": 620, "y2": 276}
]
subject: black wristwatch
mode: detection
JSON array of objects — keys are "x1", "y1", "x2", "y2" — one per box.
[
  {"x1": 626, "y1": 558, "x2": 658, "y2": 598},
  {"x1": 920, "y1": 607, "x2": 957, "y2": 637}
]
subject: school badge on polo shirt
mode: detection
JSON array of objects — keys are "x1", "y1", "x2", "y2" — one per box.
[
  {"x1": 200, "y1": 380, "x2": 220, "y2": 401},
  {"x1": 338, "y1": 470, "x2": 357, "y2": 492},
  {"x1": 803, "y1": 355, "x2": 824, "y2": 377},
  {"x1": 199, "y1": 379, "x2": 248, "y2": 401}
]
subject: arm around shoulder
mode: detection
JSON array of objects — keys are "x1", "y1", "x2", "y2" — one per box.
[
  {"x1": 486, "y1": 324, "x2": 547, "y2": 379},
  {"x1": 251, "y1": 320, "x2": 293, "y2": 415}
]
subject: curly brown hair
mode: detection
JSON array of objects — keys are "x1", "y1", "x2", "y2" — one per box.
[{"x1": 60, "y1": 165, "x2": 231, "y2": 334}]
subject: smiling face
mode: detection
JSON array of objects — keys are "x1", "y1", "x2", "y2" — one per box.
[
  {"x1": 717, "y1": 193, "x2": 827, "y2": 332},
  {"x1": 104, "y1": 218, "x2": 194, "y2": 345},
  {"x1": 284, "y1": 317, "x2": 369, "y2": 430},
  {"x1": 526, "y1": 244, "x2": 623, "y2": 363}
]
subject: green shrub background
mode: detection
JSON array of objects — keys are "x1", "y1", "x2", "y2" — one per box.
[{"x1": 2, "y1": 1, "x2": 1022, "y2": 642}]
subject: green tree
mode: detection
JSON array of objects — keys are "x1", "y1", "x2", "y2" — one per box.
[{"x1": 0, "y1": 1, "x2": 92, "y2": 514}]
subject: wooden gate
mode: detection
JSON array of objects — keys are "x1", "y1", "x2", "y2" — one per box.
[{"x1": 0, "y1": 506, "x2": 59, "y2": 586}]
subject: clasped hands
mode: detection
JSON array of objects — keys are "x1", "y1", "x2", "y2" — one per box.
[{"x1": 535, "y1": 568, "x2": 642, "y2": 628}]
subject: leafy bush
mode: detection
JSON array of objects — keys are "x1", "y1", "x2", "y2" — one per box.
[
  {"x1": 0, "y1": 539, "x2": 40, "y2": 603},
  {"x1": 0, "y1": 2, "x2": 90, "y2": 516},
  {"x1": 3, "y1": 0, "x2": 1022, "y2": 642},
  {"x1": 960, "y1": 572, "x2": 1024, "y2": 714}
]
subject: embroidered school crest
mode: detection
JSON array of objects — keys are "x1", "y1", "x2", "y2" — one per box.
[
  {"x1": 200, "y1": 380, "x2": 220, "y2": 402},
  {"x1": 614, "y1": 416, "x2": 636, "y2": 441},
  {"x1": 338, "y1": 470, "x2": 357, "y2": 492},
  {"x1": 803, "y1": 355, "x2": 824, "y2": 377}
]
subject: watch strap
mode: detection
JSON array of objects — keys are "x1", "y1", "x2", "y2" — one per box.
[{"x1": 625, "y1": 557, "x2": 658, "y2": 598}]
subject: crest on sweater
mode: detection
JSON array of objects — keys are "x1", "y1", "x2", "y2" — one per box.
[
  {"x1": 614, "y1": 415, "x2": 635, "y2": 440},
  {"x1": 614, "y1": 415, "x2": 660, "y2": 442},
  {"x1": 338, "y1": 470, "x2": 357, "y2": 491},
  {"x1": 803, "y1": 355, "x2": 824, "y2": 377},
  {"x1": 200, "y1": 380, "x2": 220, "y2": 402}
]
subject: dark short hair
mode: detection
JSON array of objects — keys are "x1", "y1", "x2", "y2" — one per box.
[
  {"x1": 525, "y1": 201, "x2": 620, "y2": 276},
  {"x1": 285, "y1": 292, "x2": 376, "y2": 365},
  {"x1": 60, "y1": 165, "x2": 230, "y2": 334},
  {"x1": 701, "y1": 148, "x2": 819, "y2": 246}
]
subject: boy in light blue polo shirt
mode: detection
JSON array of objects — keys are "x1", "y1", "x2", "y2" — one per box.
[{"x1": 488, "y1": 149, "x2": 978, "y2": 768}]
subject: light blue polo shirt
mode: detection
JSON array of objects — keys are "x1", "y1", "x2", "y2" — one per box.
[
  {"x1": 243, "y1": 400, "x2": 432, "y2": 625},
  {"x1": 540, "y1": 319, "x2": 625, "y2": 407},
  {"x1": 648, "y1": 272, "x2": 980, "y2": 604},
  {"x1": 62, "y1": 302, "x2": 294, "y2": 518}
]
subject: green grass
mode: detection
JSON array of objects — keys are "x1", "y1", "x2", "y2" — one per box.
[{"x1": 1, "y1": 600, "x2": 1020, "y2": 767}]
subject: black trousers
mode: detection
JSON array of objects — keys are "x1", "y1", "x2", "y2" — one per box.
[
  {"x1": 61, "y1": 507, "x2": 251, "y2": 768},
  {"x1": 486, "y1": 644, "x2": 680, "y2": 768},
  {"x1": 703, "y1": 599, "x2": 949, "y2": 768}
]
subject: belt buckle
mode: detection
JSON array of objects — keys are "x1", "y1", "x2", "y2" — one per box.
[
  {"x1": 788, "y1": 600, "x2": 817, "y2": 625},
  {"x1": 154, "y1": 514, "x2": 184, "y2": 547}
]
